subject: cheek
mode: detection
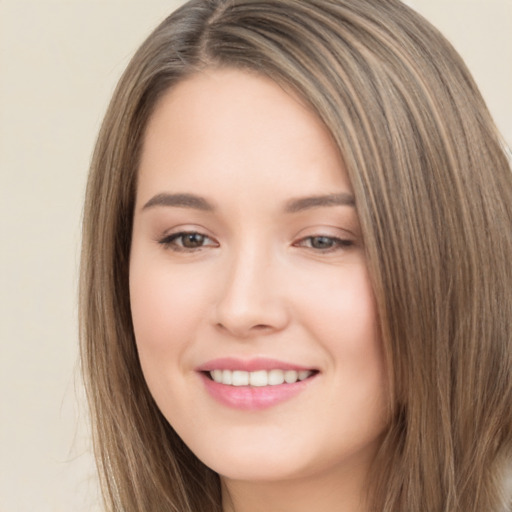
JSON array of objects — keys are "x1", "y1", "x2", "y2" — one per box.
[
  {"x1": 299, "y1": 263, "x2": 386, "y2": 400},
  {"x1": 129, "y1": 254, "x2": 211, "y2": 366},
  {"x1": 128, "y1": 254, "x2": 216, "y2": 419},
  {"x1": 300, "y1": 263, "x2": 380, "y2": 351}
]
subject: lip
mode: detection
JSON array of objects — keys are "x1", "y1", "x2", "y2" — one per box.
[
  {"x1": 196, "y1": 357, "x2": 314, "y2": 372},
  {"x1": 196, "y1": 357, "x2": 318, "y2": 410}
]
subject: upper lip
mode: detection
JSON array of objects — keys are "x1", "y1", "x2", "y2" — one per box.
[{"x1": 196, "y1": 357, "x2": 317, "y2": 372}]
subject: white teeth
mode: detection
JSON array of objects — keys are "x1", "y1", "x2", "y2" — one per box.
[
  {"x1": 222, "y1": 369, "x2": 232, "y2": 385},
  {"x1": 209, "y1": 369, "x2": 314, "y2": 386},
  {"x1": 232, "y1": 370, "x2": 249, "y2": 386},
  {"x1": 268, "y1": 369, "x2": 285, "y2": 385},
  {"x1": 298, "y1": 370, "x2": 310, "y2": 381},
  {"x1": 249, "y1": 370, "x2": 268, "y2": 387},
  {"x1": 284, "y1": 370, "x2": 298, "y2": 383}
]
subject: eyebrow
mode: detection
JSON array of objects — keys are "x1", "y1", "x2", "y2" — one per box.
[
  {"x1": 284, "y1": 193, "x2": 355, "y2": 213},
  {"x1": 142, "y1": 193, "x2": 215, "y2": 211},
  {"x1": 141, "y1": 191, "x2": 355, "y2": 213}
]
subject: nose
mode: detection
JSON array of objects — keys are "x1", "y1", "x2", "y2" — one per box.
[{"x1": 213, "y1": 246, "x2": 290, "y2": 339}]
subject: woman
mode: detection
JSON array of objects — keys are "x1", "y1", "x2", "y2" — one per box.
[{"x1": 80, "y1": 1, "x2": 512, "y2": 511}]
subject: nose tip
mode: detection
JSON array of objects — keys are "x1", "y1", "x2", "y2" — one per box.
[
  {"x1": 215, "y1": 290, "x2": 289, "y2": 339},
  {"x1": 213, "y1": 258, "x2": 289, "y2": 339}
]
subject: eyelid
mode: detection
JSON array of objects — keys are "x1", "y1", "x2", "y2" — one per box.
[
  {"x1": 291, "y1": 224, "x2": 357, "y2": 253},
  {"x1": 155, "y1": 225, "x2": 356, "y2": 253}
]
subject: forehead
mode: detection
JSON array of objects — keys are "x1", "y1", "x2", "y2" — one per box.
[{"x1": 137, "y1": 68, "x2": 350, "y2": 208}]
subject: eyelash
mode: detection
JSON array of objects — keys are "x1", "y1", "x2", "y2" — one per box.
[
  {"x1": 158, "y1": 231, "x2": 353, "y2": 253},
  {"x1": 294, "y1": 235, "x2": 354, "y2": 253},
  {"x1": 158, "y1": 231, "x2": 218, "y2": 251}
]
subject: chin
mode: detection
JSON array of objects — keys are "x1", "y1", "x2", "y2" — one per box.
[
  {"x1": 212, "y1": 457, "x2": 313, "y2": 483},
  {"x1": 191, "y1": 431, "x2": 380, "y2": 486},
  {"x1": 188, "y1": 434, "x2": 313, "y2": 482}
]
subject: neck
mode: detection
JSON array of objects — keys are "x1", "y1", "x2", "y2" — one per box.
[{"x1": 221, "y1": 462, "x2": 371, "y2": 512}]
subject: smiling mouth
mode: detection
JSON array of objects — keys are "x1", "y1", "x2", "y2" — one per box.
[{"x1": 205, "y1": 369, "x2": 318, "y2": 387}]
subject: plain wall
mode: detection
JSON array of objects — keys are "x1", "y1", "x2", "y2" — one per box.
[{"x1": 0, "y1": 1, "x2": 510, "y2": 511}]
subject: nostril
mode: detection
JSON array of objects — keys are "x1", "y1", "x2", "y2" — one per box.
[{"x1": 215, "y1": 321, "x2": 274, "y2": 338}]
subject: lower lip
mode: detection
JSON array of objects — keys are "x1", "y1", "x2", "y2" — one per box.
[{"x1": 199, "y1": 373, "x2": 315, "y2": 410}]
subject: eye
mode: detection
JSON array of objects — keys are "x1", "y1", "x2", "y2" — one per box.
[
  {"x1": 158, "y1": 231, "x2": 218, "y2": 251},
  {"x1": 295, "y1": 235, "x2": 354, "y2": 252}
]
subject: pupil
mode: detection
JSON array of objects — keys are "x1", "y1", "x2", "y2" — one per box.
[{"x1": 183, "y1": 233, "x2": 204, "y2": 248}]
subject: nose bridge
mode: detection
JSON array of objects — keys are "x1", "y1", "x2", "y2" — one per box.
[{"x1": 214, "y1": 238, "x2": 287, "y2": 337}]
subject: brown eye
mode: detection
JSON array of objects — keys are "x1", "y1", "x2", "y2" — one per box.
[
  {"x1": 181, "y1": 233, "x2": 207, "y2": 248},
  {"x1": 159, "y1": 231, "x2": 218, "y2": 251}
]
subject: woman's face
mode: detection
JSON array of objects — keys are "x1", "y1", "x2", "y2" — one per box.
[{"x1": 130, "y1": 68, "x2": 387, "y2": 486}]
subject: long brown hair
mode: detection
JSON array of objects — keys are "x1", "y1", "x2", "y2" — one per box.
[{"x1": 80, "y1": 1, "x2": 512, "y2": 510}]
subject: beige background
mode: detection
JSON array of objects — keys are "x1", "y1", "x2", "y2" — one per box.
[{"x1": 0, "y1": 1, "x2": 510, "y2": 511}]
